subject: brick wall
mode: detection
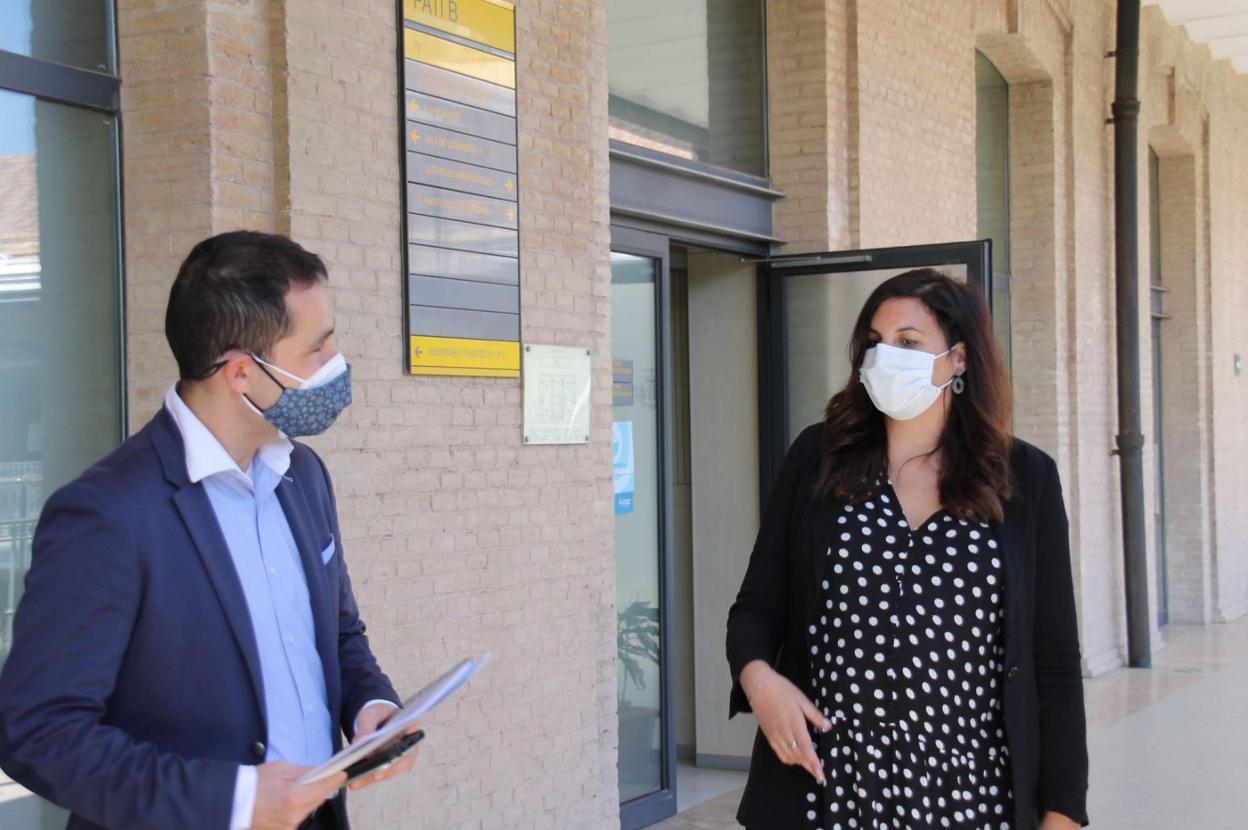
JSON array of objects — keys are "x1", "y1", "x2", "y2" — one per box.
[
  {"x1": 119, "y1": 0, "x2": 214, "y2": 416},
  {"x1": 278, "y1": 1, "x2": 616, "y2": 827},
  {"x1": 853, "y1": 0, "x2": 978, "y2": 247},
  {"x1": 1206, "y1": 63, "x2": 1248, "y2": 623},
  {"x1": 766, "y1": 0, "x2": 851, "y2": 251}
]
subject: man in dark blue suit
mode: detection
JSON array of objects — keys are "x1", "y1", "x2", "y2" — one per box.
[{"x1": 0, "y1": 232, "x2": 417, "y2": 830}]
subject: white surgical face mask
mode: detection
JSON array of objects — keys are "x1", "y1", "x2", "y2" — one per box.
[{"x1": 859, "y1": 342, "x2": 957, "y2": 421}]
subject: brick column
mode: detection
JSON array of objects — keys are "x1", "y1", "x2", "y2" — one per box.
[
  {"x1": 1151, "y1": 152, "x2": 1214, "y2": 623},
  {"x1": 118, "y1": 0, "x2": 215, "y2": 416},
  {"x1": 278, "y1": 1, "x2": 617, "y2": 827},
  {"x1": 118, "y1": 0, "x2": 282, "y2": 418},
  {"x1": 766, "y1": 0, "x2": 852, "y2": 250}
]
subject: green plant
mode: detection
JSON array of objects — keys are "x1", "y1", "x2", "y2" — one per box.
[{"x1": 616, "y1": 597, "x2": 660, "y2": 705}]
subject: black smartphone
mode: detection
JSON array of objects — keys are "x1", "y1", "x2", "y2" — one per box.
[{"x1": 343, "y1": 729, "x2": 426, "y2": 785}]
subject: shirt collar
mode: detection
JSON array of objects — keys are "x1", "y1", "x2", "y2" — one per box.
[{"x1": 163, "y1": 383, "x2": 293, "y2": 487}]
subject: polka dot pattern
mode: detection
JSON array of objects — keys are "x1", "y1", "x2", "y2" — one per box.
[{"x1": 806, "y1": 480, "x2": 1013, "y2": 829}]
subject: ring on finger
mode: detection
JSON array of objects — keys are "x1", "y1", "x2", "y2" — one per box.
[{"x1": 787, "y1": 738, "x2": 798, "y2": 750}]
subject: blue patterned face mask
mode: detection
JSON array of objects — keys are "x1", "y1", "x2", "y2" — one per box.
[{"x1": 243, "y1": 352, "x2": 352, "y2": 437}]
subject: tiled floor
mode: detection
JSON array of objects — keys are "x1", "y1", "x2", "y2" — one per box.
[
  {"x1": 654, "y1": 616, "x2": 1248, "y2": 829},
  {"x1": 674, "y1": 762, "x2": 748, "y2": 814}
]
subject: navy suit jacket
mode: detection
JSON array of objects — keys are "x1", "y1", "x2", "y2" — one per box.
[{"x1": 0, "y1": 408, "x2": 399, "y2": 830}]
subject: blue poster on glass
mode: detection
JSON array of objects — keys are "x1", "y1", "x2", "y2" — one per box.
[{"x1": 613, "y1": 420, "x2": 635, "y2": 515}]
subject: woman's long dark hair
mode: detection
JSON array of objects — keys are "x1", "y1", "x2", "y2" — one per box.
[{"x1": 814, "y1": 268, "x2": 1014, "y2": 522}]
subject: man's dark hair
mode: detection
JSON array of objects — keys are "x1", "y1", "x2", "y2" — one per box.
[{"x1": 165, "y1": 230, "x2": 328, "y2": 381}]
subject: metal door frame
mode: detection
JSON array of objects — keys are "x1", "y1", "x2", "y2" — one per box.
[{"x1": 612, "y1": 226, "x2": 679, "y2": 830}]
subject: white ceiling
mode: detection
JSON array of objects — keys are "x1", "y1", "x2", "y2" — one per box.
[{"x1": 1149, "y1": 0, "x2": 1248, "y2": 73}]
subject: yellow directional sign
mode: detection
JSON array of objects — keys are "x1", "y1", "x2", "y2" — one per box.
[
  {"x1": 400, "y1": 1, "x2": 521, "y2": 379},
  {"x1": 410, "y1": 335, "x2": 521, "y2": 377},
  {"x1": 403, "y1": 28, "x2": 514, "y2": 89},
  {"x1": 403, "y1": 0, "x2": 516, "y2": 55}
]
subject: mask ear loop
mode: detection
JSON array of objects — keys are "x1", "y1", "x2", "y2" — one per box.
[
  {"x1": 243, "y1": 355, "x2": 288, "y2": 415},
  {"x1": 251, "y1": 354, "x2": 307, "y2": 386}
]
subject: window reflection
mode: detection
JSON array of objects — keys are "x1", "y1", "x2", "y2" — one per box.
[
  {"x1": 608, "y1": 0, "x2": 766, "y2": 177},
  {"x1": 611, "y1": 252, "x2": 664, "y2": 802},
  {"x1": 0, "y1": 87, "x2": 121, "y2": 830},
  {"x1": 0, "y1": 1, "x2": 115, "y2": 74}
]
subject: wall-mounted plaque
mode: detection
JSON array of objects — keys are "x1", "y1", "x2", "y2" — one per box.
[{"x1": 522, "y1": 345, "x2": 592, "y2": 445}]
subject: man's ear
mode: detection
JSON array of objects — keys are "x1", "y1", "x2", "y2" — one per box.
[{"x1": 218, "y1": 353, "x2": 257, "y2": 395}]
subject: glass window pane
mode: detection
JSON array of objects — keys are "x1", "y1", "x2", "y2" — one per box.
[
  {"x1": 607, "y1": 0, "x2": 766, "y2": 177},
  {"x1": 611, "y1": 252, "x2": 664, "y2": 802},
  {"x1": 0, "y1": 1, "x2": 115, "y2": 74},
  {"x1": 0, "y1": 88, "x2": 121, "y2": 828}
]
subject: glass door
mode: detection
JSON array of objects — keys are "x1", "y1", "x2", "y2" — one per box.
[
  {"x1": 611, "y1": 228, "x2": 677, "y2": 828},
  {"x1": 758, "y1": 241, "x2": 993, "y2": 486},
  {"x1": 0, "y1": 20, "x2": 124, "y2": 822}
]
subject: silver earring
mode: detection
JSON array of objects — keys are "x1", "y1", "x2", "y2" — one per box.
[{"x1": 951, "y1": 374, "x2": 965, "y2": 395}]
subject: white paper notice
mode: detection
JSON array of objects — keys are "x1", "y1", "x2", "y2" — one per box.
[{"x1": 522, "y1": 344, "x2": 591, "y2": 445}]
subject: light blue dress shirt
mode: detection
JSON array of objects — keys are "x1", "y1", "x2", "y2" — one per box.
[{"x1": 164, "y1": 386, "x2": 331, "y2": 827}]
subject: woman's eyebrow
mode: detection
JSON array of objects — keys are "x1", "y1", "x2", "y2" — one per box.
[{"x1": 870, "y1": 325, "x2": 925, "y2": 335}]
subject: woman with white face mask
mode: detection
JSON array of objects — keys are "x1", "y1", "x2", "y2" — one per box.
[{"x1": 726, "y1": 269, "x2": 1087, "y2": 830}]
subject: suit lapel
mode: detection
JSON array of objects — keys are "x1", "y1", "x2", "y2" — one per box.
[
  {"x1": 172, "y1": 485, "x2": 269, "y2": 722},
  {"x1": 148, "y1": 407, "x2": 270, "y2": 723},
  {"x1": 276, "y1": 474, "x2": 339, "y2": 708}
]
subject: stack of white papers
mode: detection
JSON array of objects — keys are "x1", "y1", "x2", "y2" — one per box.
[{"x1": 299, "y1": 654, "x2": 492, "y2": 784}]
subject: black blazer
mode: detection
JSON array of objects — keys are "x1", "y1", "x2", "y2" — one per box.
[{"x1": 726, "y1": 424, "x2": 1088, "y2": 829}]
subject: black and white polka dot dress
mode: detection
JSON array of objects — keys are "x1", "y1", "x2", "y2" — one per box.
[{"x1": 804, "y1": 480, "x2": 1013, "y2": 829}]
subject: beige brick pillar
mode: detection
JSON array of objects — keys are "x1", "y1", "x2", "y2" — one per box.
[
  {"x1": 766, "y1": 0, "x2": 853, "y2": 251},
  {"x1": 277, "y1": 1, "x2": 618, "y2": 827},
  {"x1": 1151, "y1": 151, "x2": 1215, "y2": 623},
  {"x1": 118, "y1": 0, "x2": 215, "y2": 417},
  {"x1": 118, "y1": 0, "x2": 282, "y2": 419}
]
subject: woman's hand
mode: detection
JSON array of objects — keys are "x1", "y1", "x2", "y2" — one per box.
[
  {"x1": 1039, "y1": 811, "x2": 1081, "y2": 830},
  {"x1": 740, "y1": 660, "x2": 831, "y2": 785}
]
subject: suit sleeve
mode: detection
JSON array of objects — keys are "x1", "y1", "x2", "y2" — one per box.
[
  {"x1": 0, "y1": 481, "x2": 236, "y2": 830},
  {"x1": 312, "y1": 455, "x2": 401, "y2": 739},
  {"x1": 725, "y1": 425, "x2": 816, "y2": 718},
  {"x1": 1032, "y1": 454, "x2": 1090, "y2": 825}
]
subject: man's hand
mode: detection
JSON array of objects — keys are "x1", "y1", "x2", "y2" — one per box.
[
  {"x1": 348, "y1": 701, "x2": 422, "y2": 792},
  {"x1": 251, "y1": 762, "x2": 345, "y2": 830}
]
